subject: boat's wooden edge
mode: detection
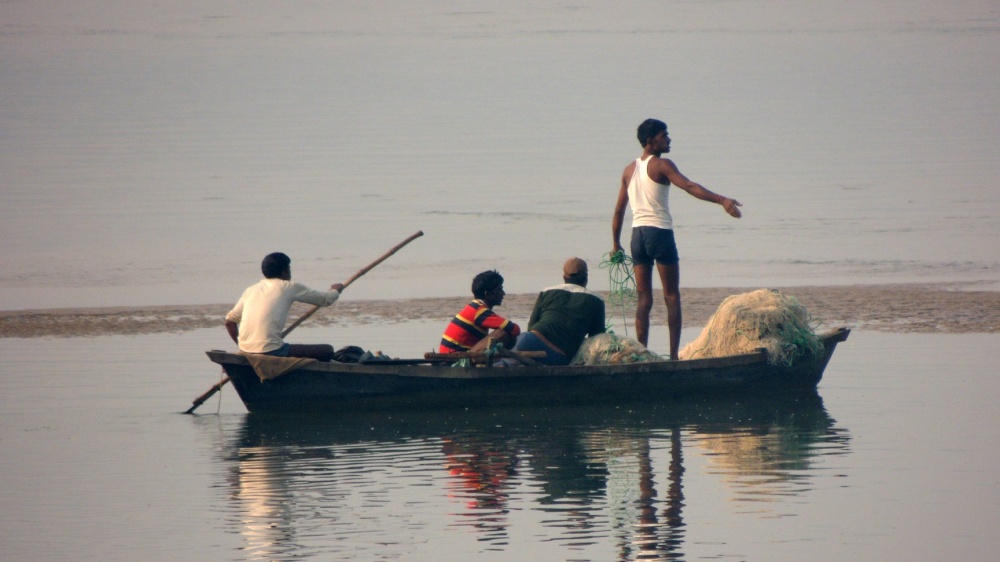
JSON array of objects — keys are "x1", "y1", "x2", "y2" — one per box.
[
  {"x1": 205, "y1": 327, "x2": 851, "y2": 376},
  {"x1": 204, "y1": 349, "x2": 766, "y2": 378},
  {"x1": 827, "y1": 326, "x2": 851, "y2": 342}
]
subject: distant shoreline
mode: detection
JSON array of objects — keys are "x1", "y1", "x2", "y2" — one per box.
[{"x1": 1, "y1": 283, "x2": 998, "y2": 338}]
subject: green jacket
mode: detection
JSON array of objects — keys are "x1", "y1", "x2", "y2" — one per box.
[{"x1": 527, "y1": 283, "x2": 605, "y2": 357}]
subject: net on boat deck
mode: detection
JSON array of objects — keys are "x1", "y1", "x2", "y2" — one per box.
[
  {"x1": 679, "y1": 288, "x2": 823, "y2": 365},
  {"x1": 571, "y1": 332, "x2": 663, "y2": 365}
]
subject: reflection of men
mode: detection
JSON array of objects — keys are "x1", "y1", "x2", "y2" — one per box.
[
  {"x1": 225, "y1": 252, "x2": 343, "y2": 361},
  {"x1": 612, "y1": 118, "x2": 742, "y2": 359},
  {"x1": 441, "y1": 437, "x2": 519, "y2": 512},
  {"x1": 513, "y1": 258, "x2": 605, "y2": 366},
  {"x1": 439, "y1": 270, "x2": 521, "y2": 354}
]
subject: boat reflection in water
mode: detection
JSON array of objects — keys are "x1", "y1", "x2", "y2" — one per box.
[{"x1": 220, "y1": 392, "x2": 851, "y2": 561}]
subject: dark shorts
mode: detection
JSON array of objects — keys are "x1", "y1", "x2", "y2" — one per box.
[
  {"x1": 261, "y1": 343, "x2": 291, "y2": 357},
  {"x1": 631, "y1": 226, "x2": 679, "y2": 266}
]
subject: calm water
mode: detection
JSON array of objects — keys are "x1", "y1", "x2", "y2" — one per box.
[
  {"x1": 2, "y1": 328, "x2": 999, "y2": 561},
  {"x1": 2, "y1": 1, "x2": 1000, "y2": 311},
  {"x1": 3, "y1": 3, "x2": 1000, "y2": 561}
]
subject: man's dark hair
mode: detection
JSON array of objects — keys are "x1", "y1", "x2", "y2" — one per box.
[
  {"x1": 261, "y1": 252, "x2": 291, "y2": 279},
  {"x1": 471, "y1": 270, "x2": 504, "y2": 299},
  {"x1": 564, "y1": 271, "x2": 588, "y2": 286},
  {"x1": 637, "y1": 118, "x2": 667, "y2": 147}
]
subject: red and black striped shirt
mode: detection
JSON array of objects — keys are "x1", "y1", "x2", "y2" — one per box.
[{"x1": 439, "y1": 299, "x2": 521, "y2": 353}]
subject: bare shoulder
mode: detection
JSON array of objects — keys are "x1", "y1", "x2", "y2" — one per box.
[
  {"x1": 646, "y1": 155, "x2": 678, "y2": 183},
  {"x1": 651, "y1": 155, "x2": 677, "y2": 169}
]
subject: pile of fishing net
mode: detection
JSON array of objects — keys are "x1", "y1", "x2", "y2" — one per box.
[
  {"x1": 571, "y1": 332, "x2": 663, "y2": 365},
  {"x1": 679, "y1": 289, "x2": 823, "y2": 365}
]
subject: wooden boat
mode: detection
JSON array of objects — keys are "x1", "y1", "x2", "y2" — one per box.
[{"x1": 205, "y1": 327, "x2": 850, "y2": 413}]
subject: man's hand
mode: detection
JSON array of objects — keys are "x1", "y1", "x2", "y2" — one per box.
[{"x1": 722, "y1": 198, "x2": 743, "y2": 218}]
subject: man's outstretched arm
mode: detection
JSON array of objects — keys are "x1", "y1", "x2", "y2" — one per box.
[{"x1": 655, "y1": 158, "x2": 743, "y2": 218}]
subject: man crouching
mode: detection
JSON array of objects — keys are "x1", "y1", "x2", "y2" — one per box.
[{"x1": 512, "y1": 258, "x2": 606, "y2": 366}]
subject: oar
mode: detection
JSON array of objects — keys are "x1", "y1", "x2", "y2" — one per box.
[
  {"x1": 281, "y1": 230, "x2": 424, "y2": 335},
  {"x1": 184, "y1": 230, "x2": 424, "y2": 414}
]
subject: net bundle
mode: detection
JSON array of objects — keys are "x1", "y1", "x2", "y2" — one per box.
[
  {"x1": 679, "y1": 289, "x2": 823, "y2": 365},
  {"x1": 571, "y1": 332, "x2": 663, "y2": 365}
]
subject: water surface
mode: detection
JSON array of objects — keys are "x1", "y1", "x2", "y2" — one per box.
[{"x1": 2, "y1": 329, "x2": 998, "y2": 560}]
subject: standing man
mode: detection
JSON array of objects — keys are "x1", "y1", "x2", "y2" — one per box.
[
  {"x1": 612, "y1": 118, "x2": 742, "y2": 359},
  {"x1": 512, "y1": 258, "x2": 605, "y2": 366},
  {"x1": 225, "y1": 252, "x2": 344, "y2": 361}
]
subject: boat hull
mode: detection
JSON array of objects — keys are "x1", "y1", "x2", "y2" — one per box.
[{"x1": 206, "y1": 328, "x2": 850, "y2": 413}]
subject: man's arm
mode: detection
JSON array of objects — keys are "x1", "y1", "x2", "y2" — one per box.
[
  {"x1": 224, "y1": 299, "x2": 243, "y2": 345},
  {"x1": 291, "y1": 282, "x2": 343, "y2": 308},
  {"x1": 473, "y1": 307, "x2": 520, "y2": 348},
  {"x1": 225, "y1": 320, "x2": 239, "y2": 344},
  {"x1": 611, "y1": 163, "x2": 634, "y2": 253},
  {"x1": 653, "y1": 158, "x2": 742, "y2": 218},
  {"x1": 478, "y1": 310, "x2": 521, "y2": 338}
]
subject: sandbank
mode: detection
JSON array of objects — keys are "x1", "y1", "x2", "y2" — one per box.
[{"x1": 2, "y1": 283, "x2": 997, "y2": 339}]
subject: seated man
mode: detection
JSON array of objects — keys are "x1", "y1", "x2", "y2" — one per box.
[
  {"x1": 440, "y1": 270, "x2": 521, "y2": 354},
  {"x1": 225, "y1": 252, "x2": 344, "y2": 361},
  {"x1": 513, "y1": 258, "x2": 606, "y2": 366}
]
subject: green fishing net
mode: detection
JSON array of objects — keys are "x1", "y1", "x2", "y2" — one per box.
[{"x1": 599, "y1": 251, "x2": 637, "y2": 336}]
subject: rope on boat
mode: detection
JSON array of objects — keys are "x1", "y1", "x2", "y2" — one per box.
[{"x1": 599, "y1": 250, "x2": 637, "y2": 337}]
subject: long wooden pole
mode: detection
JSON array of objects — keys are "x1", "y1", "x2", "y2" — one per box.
[
  {"x1": 281, "y1": 230, "x2": 424, "y2": 336},
  {"x1": 184, "y1": 230, "x2": 424, "y2": 414}
]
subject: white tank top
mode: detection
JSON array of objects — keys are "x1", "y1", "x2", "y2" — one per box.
[{"x1": 627, "y1": 156, "x2": 673, "y2": 230}]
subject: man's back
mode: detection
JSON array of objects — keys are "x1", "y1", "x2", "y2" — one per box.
[
  {"x1": 528, "y1": 285, "x2": 605, "y2": 358},
  {"x1": 227, "y1": 278, "x2": 340, "y2": 353}
]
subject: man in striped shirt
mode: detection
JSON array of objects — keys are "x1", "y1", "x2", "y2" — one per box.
[{"x1": 439, "y1": 270, "x2": 521, "y2": 354}]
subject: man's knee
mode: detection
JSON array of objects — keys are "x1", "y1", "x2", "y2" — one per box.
[
  {"x1": 636, "y1": 292, "x2": 654, "y2": 311},
  {"x1": 315, "y1": 344, "x2": 335, "y2": 361},
  {"x1": 663, "y1": 289, "x2": 680, "y2": 304}
]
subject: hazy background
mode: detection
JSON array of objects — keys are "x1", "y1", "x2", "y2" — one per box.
[{"x1": 3, "y1": 0, "x2": 998, "y2": 311}]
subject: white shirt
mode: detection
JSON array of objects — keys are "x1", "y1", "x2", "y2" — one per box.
[
  {"x1": 225, "y1": 278, "x2": 340, "y2": 353},
  {"x1": 540, "y1": 283, "x2": 600, "y2": 297},
  {"x1": 627, "y1": 156, "x2": 673, "y2": 230}
]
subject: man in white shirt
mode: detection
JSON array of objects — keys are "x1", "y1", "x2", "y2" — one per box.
[{"x1": 225, "y1": 252, "x2": 344, "y2": 361}]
